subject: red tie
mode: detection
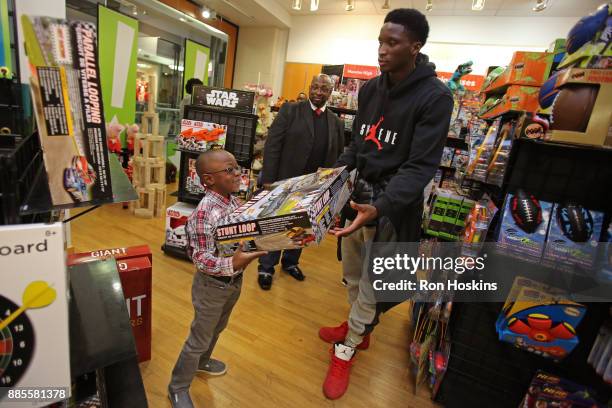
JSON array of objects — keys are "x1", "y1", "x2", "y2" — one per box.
[{"x1": 315, "y1": 108, "x2": 322, "y2": 117}]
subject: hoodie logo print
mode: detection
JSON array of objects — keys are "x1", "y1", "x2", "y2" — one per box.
[{"x1": 364, "y1": 116, "x2": 384, "y2": 150}]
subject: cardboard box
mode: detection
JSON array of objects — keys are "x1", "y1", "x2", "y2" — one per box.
[
  {"x1": 0, "y1": 223, "x2": 71, "y2": 406},
  {"x1": 165, "y1": 202, "x2": 196, "y2": 250},
  {"x1": 543, "y1": 204, "x2": 605, "y2": 271},
  {"x1": 67, "y1": 244, "x2": 152, "y2": 264},
  {"x1": 482, "y1": 51, "x2": 553, "y2": 93},
  {"x1": 522, "y1": 370, "x2": 605, "y2": 408},
  {"x1": 216, "y1": 167, "x2": 356, "y2": 251},
  {"x1": 496, "y1": 194, "x2": 553, "y2": 263},
  {"x1": 480, "y1": 85, "x2": 541, "y2": 119},
  {"x1": 178, "y1": 119, "x2": 227, "y2": 152},
  {"x1": 68, "y1": 247, "x2": 153, "y2": 363},
  {"x1": 545, "y1": 68, "x2": 612, "y2": 148}
]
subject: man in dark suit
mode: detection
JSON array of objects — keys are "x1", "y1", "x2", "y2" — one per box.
[{"x1": 258, "y1": 74, "x2": 345, "y2": 290}]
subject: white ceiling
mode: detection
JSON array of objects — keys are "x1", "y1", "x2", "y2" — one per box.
[{"x1": 274, "y1": 0, "x2": 606, "y2": 17}]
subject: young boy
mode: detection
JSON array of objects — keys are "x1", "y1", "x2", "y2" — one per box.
[{"x1": 168, "y1": 149, "x2": 266, "y2": 408}]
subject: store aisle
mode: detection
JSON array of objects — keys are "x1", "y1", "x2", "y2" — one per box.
[{"x1": 70, "y1": 188, "x2": 436, "y2": 408}]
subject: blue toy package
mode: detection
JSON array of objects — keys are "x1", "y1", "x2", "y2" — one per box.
[
  {"x1": 543, "y1": 204, "x2": 605, "y2": 271},
  {"x1": 496, "y1": 192, "x2": 553, "y2": 263}
]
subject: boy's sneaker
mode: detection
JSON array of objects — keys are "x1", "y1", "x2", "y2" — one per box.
[
  {"x1": 197, "y1": 358, "x2": 227, "y2": 376},
  {"x1": 318, "y1": 321, "x2": 370, "y2": 350},
  {"x1": 323, "y1": 343, "x2": 355, "y2": 400},
  {"x1": 168, "y1": 390, "x2": 195, "y2": 408},
  {"x1": 258, "y1": 272, "x2": 273, "y2": 290}
]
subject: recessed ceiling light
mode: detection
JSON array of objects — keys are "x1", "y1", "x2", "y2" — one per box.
[
  {"x1": 533, "y1": 0, "x2": 548, "y2": 12},
  {"x1": 346, "y1": 0, "x2": 355, "y2": 11},
  {"x1": 202, "y1": 8, "x2": 211, "y2": 18},
  {"x1": 426, "y1": 0, "x2": 433, "y2": 12},
  {"x1": 132, "y1": 6, "x2": 138, "y2": 15},
  {"x1": 291, "y1": 0, "x2": 302, "y2": 11},
  {"x1": 472, "y1": 0, "x2": 485, "y2": 11},
  {"x1": 179, "y1": 17, "x2": 186, "y2": 22},
  {"x1": 310, "y1": 0, "x2": 319, "y2": 11}
]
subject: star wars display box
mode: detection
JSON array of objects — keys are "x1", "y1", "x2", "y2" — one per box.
[{"x1": 216, "y1": 167, "x2": 356, "y2": 251}]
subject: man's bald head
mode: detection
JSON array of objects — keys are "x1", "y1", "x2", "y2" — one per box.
[
  {"x1": 308, "y1": 74, "x2": 334, "y2": 108},
  {"x1": 195, "y1": 149, "x2": 235, "y2": 182}
]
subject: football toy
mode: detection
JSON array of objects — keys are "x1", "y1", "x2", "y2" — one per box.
[
  {"x1": 538, "y1": 70, "x2": 564, "y2": 109},
  {"x1": 510, "y1": 190, "x2": 543, "y2": 234},
  {"x1": 566, "y1": 4, "x2": 609, "y2": 54},
  {"x1": 556, "y1": 203, "x2": 594, "y2": 243},
  {"x1": 551, "y1": 84, "x2": 597, "y2": 132}
]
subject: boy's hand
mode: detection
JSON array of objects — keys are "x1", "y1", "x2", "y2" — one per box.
[
  {"x1": 232, "y1": 247, "x2": 267, "y2": 270},
  {"x1": 328, "y1": 215, "x2": 342, "y2": 236}
]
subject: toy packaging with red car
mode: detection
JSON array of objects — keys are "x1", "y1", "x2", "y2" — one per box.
[
  {"x1": 178, "y1": 119, "x2": 227, "y2": 152},
  {"x1": 216, "y1": 167, "x2": 356, "y2": 251},
  {"x1": 22, "y1": 16, "x2": 113, "y2": 205}
]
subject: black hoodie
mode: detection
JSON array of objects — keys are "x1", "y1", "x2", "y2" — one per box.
[{"x1": 336, "y1": 55, "x2": 453, "y2": 241}]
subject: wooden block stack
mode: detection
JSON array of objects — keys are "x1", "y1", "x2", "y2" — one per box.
[{"x1": 130, "y1": 132, "x2": 166, "y2": 219}]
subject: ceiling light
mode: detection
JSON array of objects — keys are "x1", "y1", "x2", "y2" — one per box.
[
  {"x1": 472, "y1": 0, "x2": 485, "y2": 11},
  {"x1": 310, "y1": 0, "x2": 319, "y2": 11},
  {"x1": 179, "y1": 17, "x2": 186, "y2": 22},
  {"x1": 346, "y1": 0, "x2": 355, "y2": 11},
  {"x1": 382, "y1": 0, "x2": 390, "y2": 9},
  {"x1": 533, "y1": 0, "x2": 548, "y2": 12},
  {"x1": 291, "y1": 0, "x2": 302, "y2": 11},
  {"x1": 202, "y1": 8, "x2": 211, "y2": 18},
  {"x1": 426, "y1": 0, "x2": 433, "y2": 11},
  {"x1": 132, "y1": 5, "x2": 138, "y2": 15}
]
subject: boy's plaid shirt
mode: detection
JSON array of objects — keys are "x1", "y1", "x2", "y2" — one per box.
[{"x1": 186, "y1": 190, "x2": 241, "y2": 277}]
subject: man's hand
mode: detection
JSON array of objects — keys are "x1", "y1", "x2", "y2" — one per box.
[
  {"x1": 232, "y1": 246, "x2": 267, "y2": 271},
  {"x1": 329, "y1": 201, "x2": 378, "y2": 238}
]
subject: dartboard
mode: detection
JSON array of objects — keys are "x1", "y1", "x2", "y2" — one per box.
[{"x1": 0, "y1": 294, "x2": 35, "y2": 387}]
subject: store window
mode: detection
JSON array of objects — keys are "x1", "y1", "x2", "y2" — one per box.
[{"x1": 66, "y1": 0, "x2": 228, "y2": 138}]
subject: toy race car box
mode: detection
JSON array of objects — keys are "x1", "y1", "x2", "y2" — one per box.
[
  {"x1": 496, "y1": 277, "x2": 586, "y2": 360},
  {"x1": 543, "y1": 203, "x2": 605, "y2": 271},
  {"x1": 496, "y1": 191, "x2": 553, "y2": 263},
  {"x1": 178, "y1": 119, "x2": 227, "y2": 152},
  {"x1": 165, "y1": 202, "x2": 196, "y2": 251},
  {"x1": 216, "y1": 167, "x2": 356, "y2": 251},
  {"x1": 521, "y1": 370, "x2": 606, "y2": 408}
]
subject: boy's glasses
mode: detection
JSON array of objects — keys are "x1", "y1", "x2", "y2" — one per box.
[{"x1": 205, "y1": 166, "x2": 241, "y2": 175}]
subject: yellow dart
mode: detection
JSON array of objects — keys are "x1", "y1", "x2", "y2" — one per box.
[{"x1": 0, "y1": 281, "x2": 56, "y2": 331}]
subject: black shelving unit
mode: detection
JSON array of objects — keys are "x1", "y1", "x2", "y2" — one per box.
[{"x1": 435, "y1": 135, "x2": 612, "y2": 406}]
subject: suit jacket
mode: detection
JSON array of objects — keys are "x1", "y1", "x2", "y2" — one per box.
[{"x1": 261, "y1": 101, "x2": 345, "y2": 184}]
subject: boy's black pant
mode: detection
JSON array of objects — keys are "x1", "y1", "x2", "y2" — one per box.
[{"x1": 169, "y1": 271, "x2": 242, "y2": 392}]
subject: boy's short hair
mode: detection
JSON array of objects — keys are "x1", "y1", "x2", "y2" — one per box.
[
  {"x1": 195, "y1": 149, "x2": 230, "y2": 185},
  {"x1": 384, "y1": 8, "x2": 429, "y2": 45},
  {"x1": 185, "y1": 78, "x2": 204, "y2": 95}
]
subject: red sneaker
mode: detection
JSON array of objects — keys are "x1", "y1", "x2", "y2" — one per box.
[
  {"x1": 323, "y1": 344, "x2": 355, "y2": 400},
  {"x1": 318, "y1": 321, "x2": 371, "y2": 350}
]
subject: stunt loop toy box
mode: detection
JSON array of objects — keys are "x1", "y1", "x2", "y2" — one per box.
[{"x1": 216, "y1": 167, "x2": 356, "y2": 251}]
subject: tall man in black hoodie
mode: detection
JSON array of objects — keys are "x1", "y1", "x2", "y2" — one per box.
[{"x1": 319, "y1": 9, "x2": 453, "y2": 399}]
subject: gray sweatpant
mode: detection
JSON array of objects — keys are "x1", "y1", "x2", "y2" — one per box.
[
  {"x1": 169, "y1": 271, "x2": 242, "y2": 392},
  {"x1": 341, "y1": 220, "x2": 395, "y2": 347}
]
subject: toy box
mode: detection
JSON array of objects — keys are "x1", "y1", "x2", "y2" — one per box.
[
  {"x1": 216, "y1": 167, "x2": 356, "y2": 251},
  {"x1": 425, "y1": 189, "x2": 450, "y2": 237},
  {"x1": 543, "y1": 204, "x2": 605, "y2": 271},
  {"x1": 497, "y1": 277, "x2": 586, "y2": 360},
  {"x1": 480, "y1": 85, "x2": 541, "y2": 119},
  {"x1": 440, "y1": 147, "x2": 454, "y2": 167},
  {"x1": 68, "y1": 249, "x2": 153, "y2": 363},
  {"x1": 545, "y1": 68, "x2": 612, "y2": 148},
  {"x1": 441, "y1": 194, "x2": 463, "y2": 240},
  {"x1": 178, "y1": 119, "x2": 227, "y2": 152},
  {"x1": 496, "y1": 192, "x2": 553, "y2": 263},
  {"x1": 451, "y1": 149, "x2": 469, "y2": 169},
  {"x1": 481, "y1": 51, "x2": 553, "y2": 93},
  {"x1": 0, "y1": 223, "x2": 71, "y2": 406},
  {"x1": 597, "y1": 221, "x2": 612, "y2": 282},
  {"x1": 165, "y1": 202, "x2": 196, "y2": 251},
  {"x1": 521, "y1": 370, "x2": 605, "y2": 408}
]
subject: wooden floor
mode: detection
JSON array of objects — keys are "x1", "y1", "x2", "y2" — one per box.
[{"x1": 70, "y1": 190, "x2": 438, "y2": 408}]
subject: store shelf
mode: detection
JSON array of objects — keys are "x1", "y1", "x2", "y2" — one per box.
[
  {"x1": 439, "y1": 165, "x2": 456, "y2": 172},
  {"x1": 479, "y1": 108, "x2": 526, "y2": 121},
  {"x1": 445, "y1": 136, "x2": 468, "y2": 150}
]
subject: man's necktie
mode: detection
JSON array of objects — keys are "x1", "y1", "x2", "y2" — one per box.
[{"x1": 315, "y1": 108, "x2": 322, "y2": 117}]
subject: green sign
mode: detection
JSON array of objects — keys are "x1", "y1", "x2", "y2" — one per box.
[
  {"x1": 183, "y1": 39, "x2": 210, "y2": 97},
  {"x1": 98, "y1": 4, "x2": 138, "y2": 144},
  {"x1": 0, "y1": 0, "x2": 12, "y2": 70}
]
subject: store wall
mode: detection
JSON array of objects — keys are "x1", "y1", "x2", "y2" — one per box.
[
  {"x1": 287, "y1": 15, "x2": 579, "y2": 75},
  {"x1": 233, "y1": 27, "x2": 289, "y2": 99}
]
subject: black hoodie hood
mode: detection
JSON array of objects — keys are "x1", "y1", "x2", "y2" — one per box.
[{"x1": 336, "y1": 53, "x2": 453, "y2": 240}]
